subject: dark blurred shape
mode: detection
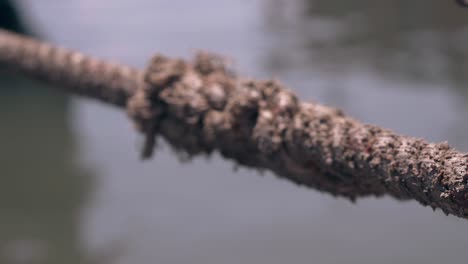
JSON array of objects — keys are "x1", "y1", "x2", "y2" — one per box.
[
  {"x1": 0, "y1": 75, "x2": 95, "y2": 263},
  {"x1": 0, "y1": 0, "x2": 27, "y2": 33},
  {"x1": 0, "y1": 1, "x2": 97, "y2": 262},
  {"x1": 456, "y1": 0, "x2": 468, "y2": 7},
  {"x1": 263, "y1": 0, "x2": 468, "y2": 92}
]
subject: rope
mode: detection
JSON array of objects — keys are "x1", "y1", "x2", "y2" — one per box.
[{"x1": 1, "y1": 28, "x2": 467, "y2": 219}]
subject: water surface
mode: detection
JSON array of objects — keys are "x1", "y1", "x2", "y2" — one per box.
[{"x1": 2, "y1": 1, "x2": 468, "y2": 263}]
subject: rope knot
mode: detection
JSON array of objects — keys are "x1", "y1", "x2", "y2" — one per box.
[
  {"x1": 127, "y1": 52, "x2": 235, "y2": 159},
  {"x1": 127, "y1": 52, "x2": 301, "y2": 160}
]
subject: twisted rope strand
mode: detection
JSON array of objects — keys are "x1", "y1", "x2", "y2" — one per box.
[{"x1": 1, "y1": 29, "x2": 467, "y2": 219}]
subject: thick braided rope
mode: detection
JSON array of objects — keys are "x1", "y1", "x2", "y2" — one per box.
[
  {"x1": 127, "y1": 52, "x2": 468, "y2": 216},
  {"x1": 1, "y1": 27, "x2": 467, "y2": 218}
]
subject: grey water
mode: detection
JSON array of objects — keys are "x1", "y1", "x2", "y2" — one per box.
[{"x1": 1, "y1": 0, "x2": 468, "y2": 263}]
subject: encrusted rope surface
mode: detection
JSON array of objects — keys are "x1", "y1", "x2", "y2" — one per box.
[{"x1": 1, "y1": 29, "x2": 468, "y2": 219}]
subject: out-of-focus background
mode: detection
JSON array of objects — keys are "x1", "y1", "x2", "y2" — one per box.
[{"x1": 1, "y1": 0, "x2": 468, "y2": 263}]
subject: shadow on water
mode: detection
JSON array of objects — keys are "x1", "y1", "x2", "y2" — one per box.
[
  {"x1": 263, "y1": 0, "x2": 468, "y2": 95},
  {"x1": 0, "y1": 1, "x2": 111, "y2": 263},
  {"x1": 0, "y1": 75, "x2": 93, "y2": 264}
]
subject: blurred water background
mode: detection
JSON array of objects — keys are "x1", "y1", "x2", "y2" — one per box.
[{"x1": 1, "y1": 0, "x2": 468, "y2": 263}]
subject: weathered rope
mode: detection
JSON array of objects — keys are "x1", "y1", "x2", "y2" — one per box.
[
  {"x1": 0, "y1": 29, "x2": 140, "y2": 106},
  {"x1": 1, "y1": 28, "x2": 468, "y2": 219}
]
